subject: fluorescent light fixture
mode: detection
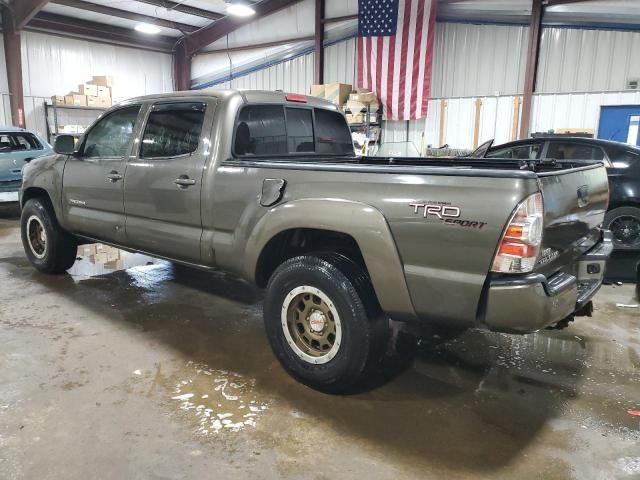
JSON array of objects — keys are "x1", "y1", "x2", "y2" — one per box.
[
  {"x1": 135, "y1": 23, "x2": 161, "y2": 34},
  {"x1": 225, "y1": 2, "x2": 255, "y2": 16}
]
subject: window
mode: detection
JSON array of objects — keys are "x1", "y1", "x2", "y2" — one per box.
[
  {"x1": 546, "y1": 142, "x2": 604, "y2": 161},
  {"x1": 286, "y1": 108, "x2": 314, "y2": 153},
  {"x1": 487, "y1": 143, "x2": 542, "y2": 160},
  {"x1": 141, "y1": 102, "x2": 207, "y2": 158},
  {"x1": 0, "y1": 133, "x2": 43, "y2": 152},
  {"x1": 607, "y1": 147, "x2": 640, "y2": 169},
  {"x1": 235, "y1": 105, "x2": 287, "y2": 156},
  {"x1": 314, "y1": 108, "x2": 353, "y2": 155},
  {"x1": 83, "y1": 106, "x2": 140, "y2": 158}
]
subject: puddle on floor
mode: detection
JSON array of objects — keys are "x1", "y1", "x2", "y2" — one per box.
[
  {"x1": 171, "y1": 361, "x2": 270, "y2": 436},
  {"x1": 67, "y1": 244, "x2": 163, "y2": 279}
]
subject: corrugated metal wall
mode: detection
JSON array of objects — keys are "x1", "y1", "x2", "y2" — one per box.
[
  {"x1": 538, "y1": 27, "x2": 640, "y2": 93},
  {"x1": 323, "y1": 38, "x2": 356, "y2": 86},
  {"x1": 0, "y1": 31, "x2": 172, "y2": 137},
  {"x1": 430, "y1": 23, "x2": 529, "y2": 97}
]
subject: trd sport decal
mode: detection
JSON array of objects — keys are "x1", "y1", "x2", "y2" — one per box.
[{"x1": 409, "y1": 201, "x2": 487, "y2": 229}]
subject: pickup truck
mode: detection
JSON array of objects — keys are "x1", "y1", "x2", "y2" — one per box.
[{"x1": 20, "y1": 90, "x2": 613, "y2": 392}]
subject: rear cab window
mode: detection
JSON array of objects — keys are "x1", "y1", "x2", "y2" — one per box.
[
  {"x1": 487, "y1": 143, "x2": 542, "y2": 160},
  {"x1": 546, "y1": 142, "x2": 605, "y2": 161},
  {"x1": 234, "y1": 104, "x2": 353, "y2": 158},
  {"x1": 141, "y1": 102, "x2": 207, "y2": 158}
]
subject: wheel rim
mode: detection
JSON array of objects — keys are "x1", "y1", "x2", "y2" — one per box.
[
  {"x1": 281, "y1": 286, "x2": 342, "y2": 365},
  {"x1": 609, "y1": 215, "x2": 640, "y2": 247},
  {"x1": 26, "y1": 215, "x2": 47, "y2": 259}
]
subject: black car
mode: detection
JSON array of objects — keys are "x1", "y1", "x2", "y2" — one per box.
[{"x1": 474, "y1": 137, "x2": 640, "y2": 251}]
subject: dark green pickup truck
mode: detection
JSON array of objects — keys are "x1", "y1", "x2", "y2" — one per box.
[{"x1": 19, "y1": 89, "x2": 613, "y2": 392}]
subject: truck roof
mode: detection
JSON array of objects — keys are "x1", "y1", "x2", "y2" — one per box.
[{"x1": 124, "y1": 89, "x2": 340, "y2": 111}]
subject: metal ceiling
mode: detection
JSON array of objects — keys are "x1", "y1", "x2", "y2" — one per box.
[{"x1": 15, "y1": 0, "x2": 640, "y2": 55}]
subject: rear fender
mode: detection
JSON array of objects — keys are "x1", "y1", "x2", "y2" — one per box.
[{"x1": 244, "y1": 199, "x2": 418, "y2": 322}]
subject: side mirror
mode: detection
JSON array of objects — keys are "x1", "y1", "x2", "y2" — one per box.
[{"x1": 54, "y1": 134, "x2": 76, "y2": 155}]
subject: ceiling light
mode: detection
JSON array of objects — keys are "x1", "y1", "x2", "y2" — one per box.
[
  {"x1": 135, "y1": 23, "x2": 161, "y2": 35},
  {"x1": 225, "y1": 2, "x2": 255, "y2": 17}
]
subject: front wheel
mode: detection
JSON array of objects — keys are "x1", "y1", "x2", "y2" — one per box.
[
  {"x1": 604, "y1": 206, "x2": 640, "y2": 250},
  {"x1": 263, "y1": 254, "x2": 388, "y2": 393},
  {"x1": 21, "y1": 198, "x2": 77, "y2": 273}
]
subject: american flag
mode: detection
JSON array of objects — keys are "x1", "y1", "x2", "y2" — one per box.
[{"x1": 357, "y1": 0, "x2": 437, "y2": 121}]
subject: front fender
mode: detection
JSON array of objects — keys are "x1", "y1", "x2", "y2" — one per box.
[
  {"x1": 244, "y1": 198, "x2": 418, "y2": 322},
  {"x1": 21, "y1": 154, "x2": 67, "y2": 225}
]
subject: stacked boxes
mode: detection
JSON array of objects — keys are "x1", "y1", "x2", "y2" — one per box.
[
  {"x1": 50, "y1": 75, "x2": 114, "y2": 109},
  {"x1": 308, "y1": 84, "x2": 381, "y2": 125}
]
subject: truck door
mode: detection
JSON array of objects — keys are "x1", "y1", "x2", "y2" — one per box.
[
  {"x1": 123, "y1": 100, "x2": 213, "y2": 264},
  {"x1": 61, "y1": 104, "x2": 142, "y2": 243}
]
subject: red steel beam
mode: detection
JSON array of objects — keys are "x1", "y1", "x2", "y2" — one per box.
[
  {"x1": 519, "y1": 0, "x2": 543, "y2": 139},
  {"x1": 14, "y1": 0, "x2": 50, "y2": 30},
  {"x1": 314, "y1": 0, "x2": 325, "y2": 84},
  {"x1": 51, "y1": 0, "x2": 200, "y2": 34},
  {"x1": 2, "y1": 11, "x2": 26, "y2": 128},
  {"x1": 28, "y1": 12, "x2": 177, "y2": 52},
  {"x1": 184, "y1": 0, "x2": 305, "y2": 57},
  {"x1": 174, "y1": 40, "x2": 192, "y2": 91}
]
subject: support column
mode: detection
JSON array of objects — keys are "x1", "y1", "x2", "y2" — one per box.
[
  {"x1": 174, "y1": 40, "x2": 192, "y2": 91},
  {"x1": 314, "y1": 0, "x2": 325, "y2": 84},
  {"x1": 519, "y1": 0, "x2": 543, "y2": 139},
  {"x1": 3, "y1": 11, "x2": 26, "y2": 129}
]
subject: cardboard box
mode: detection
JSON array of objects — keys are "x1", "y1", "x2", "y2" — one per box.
[
  {"x1": 86, "y1": 96, "x2": 111, "y2": 108},
  {"x1": 90, "y1": 252, "x2": 108, "y2": 264},
  {"x1": 79, "y1": 84, "x2": 98, "y2": 96},
  {"x1": 106, "y1": 249, "x2": 119, "y2": 262},
  {"x1": 96, "y1": 86, "x2": 111, "y2": 98},
  {"x1": 51, "y1": 95, "x2": 65, "y2": 105},
  {"x1": 309, "y1": 84, "x2": 325, "y2": 99},
  {"x1": 349, "y1": 91, "x2": 377, "y2": 104},
  {"x1": 346, "y1": 112, "x2": 365, "y2": 124},
  {"x1": 91, "y1": 75, "x2": 113, "y2": 87},
  {"x1": 324, "y1": 83, "x2": 352, "y2": 106},
  {"x1": 65, "y1": 94, "x2": 87, "y2": 107},
  {"x1": 78, "y1": 244, "x2": 98, "y2": 257}
]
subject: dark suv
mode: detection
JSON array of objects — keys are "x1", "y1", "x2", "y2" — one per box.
[{"x1": 476, "y1": 137, "x2": 640, "y2": 251}]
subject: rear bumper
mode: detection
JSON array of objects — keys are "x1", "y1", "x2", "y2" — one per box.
[{"x1": 483, "y1": 231, "x2": 614, "y2": 333}]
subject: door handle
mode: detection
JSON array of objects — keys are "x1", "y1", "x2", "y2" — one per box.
[
  {"x1": 174, "y1": 176, "x2": 196, "y2": 188},
  {"x1": 107, "y1": 171, "x2": 123, "y2": 182}
]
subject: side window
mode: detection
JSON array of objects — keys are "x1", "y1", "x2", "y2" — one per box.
[
  {"x1": 0, "y1": 134, "x2": 13, "y2": 151},
  {"x1": 607, "y1": 147, "x2": 640, "y2": 169},
  {"x1": 83, "y1": 106, "x2": 141, "y2": 158},
  {"x1": 12, "y1": 133, "x2": 42, "y2": 151},
  {"x1": 286, "y1": 108, "x2": 314, "y2": 153},
  {"x1": 314, "y1": 108, "x2": 353, "y2": 155},
  {"x1": 141, "y1": 102, "x2": 207, "y2": 158},
  {"x1": 235, "y1": 105, "x2": 287, "y2": 156},
  {"x1": 547, "y1": 142, "x2": 604, "y2": 161},
  {"x1": 487, "y1": 144, "x2": 541, "y2": 159}
]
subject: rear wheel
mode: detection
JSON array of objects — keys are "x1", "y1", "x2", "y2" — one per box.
[
  {"x1": 263, "y1": 253, "x2": 388, "y2": 393},
  {"x1": 21, "y1": 198, "x2": 77, "y2": 273},
  {"x1": 605, "y1": 206, "x2": 640, "y2": 250}
]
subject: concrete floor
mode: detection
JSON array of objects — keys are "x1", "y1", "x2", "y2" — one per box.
[{"x1": 1, "y1": 214, "x2": 639, "y2": 480}]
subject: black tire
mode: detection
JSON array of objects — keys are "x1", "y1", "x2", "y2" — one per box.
[
  {"x1": 263, "y1": 253, "x2": 388, "y2": 393},
  {"x1": 21, "y1": 197, "x2": 77, "y2": 273},
  {"x1": 604, "y1": 206, "x2": 640, "y2": 250}
]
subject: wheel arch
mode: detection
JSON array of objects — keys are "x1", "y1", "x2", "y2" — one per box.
[{"x1": 245, "y1": 199, "x2": 417, "y2": 322}]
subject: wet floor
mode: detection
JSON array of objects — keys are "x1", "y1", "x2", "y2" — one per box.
[{"x1": 0, "y1": 217, "x2": 639, "y2": 479}]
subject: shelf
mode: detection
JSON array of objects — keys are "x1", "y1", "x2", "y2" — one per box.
[
  {"x1": 348, "y1": 123, "x2": 381, "y2": 127},
  {"x1": 47, "y1": 103, "x2": 108, "y2": 111}
]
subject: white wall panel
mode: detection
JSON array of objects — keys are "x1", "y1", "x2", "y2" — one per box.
[
  {"x1": 430, "y1": 23, "x2": 529, "y2": 98},
  {"x1": 228, "y1": 53, "x2": 314, "y2": 94},
  {"x1": 531, "y1": 90, "x2": 640, "y2": 134},
  {"x1": 21, "y1": 31, "x2": 173, "y2": 100},
  {"x1": 538, "y1": 28, "x2": 640, "y2": 93},
  {"x1": 324, "y1": 38, "x2": 356, "y2": 86}
]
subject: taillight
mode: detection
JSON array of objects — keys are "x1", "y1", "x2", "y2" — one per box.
[{"x1": 492, "y1": 192, "x2": 544, "y2": 274}]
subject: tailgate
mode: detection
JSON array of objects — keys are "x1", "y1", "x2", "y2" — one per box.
[{"x1": 535, "y1": 163, "x2": 609, "y2": 275}]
